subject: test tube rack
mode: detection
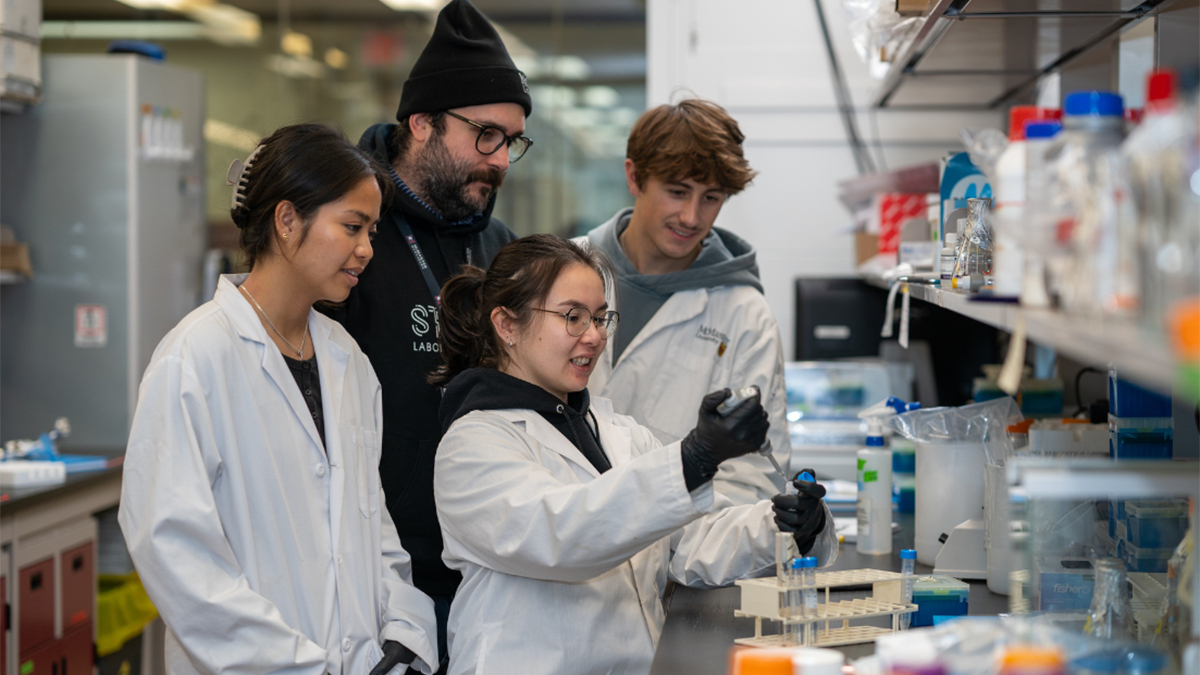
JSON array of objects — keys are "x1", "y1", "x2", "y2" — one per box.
[{"x1": 733, "y1": 568, "x2": 918, "y2": 648}]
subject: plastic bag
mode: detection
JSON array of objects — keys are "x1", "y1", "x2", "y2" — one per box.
[{"x1": 885, "y1": 397, "x2": 1023, "y2": 466}]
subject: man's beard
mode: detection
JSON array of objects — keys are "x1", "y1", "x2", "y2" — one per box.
[{"x1": 412, "y1": 133, "x2": 505, "y2": 222}]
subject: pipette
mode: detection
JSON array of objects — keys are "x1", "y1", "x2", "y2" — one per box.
[{"x1": 715, "y1": 386, "x2": 790, "y2": 484}]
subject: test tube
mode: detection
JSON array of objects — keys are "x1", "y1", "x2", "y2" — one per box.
[
  {"x1": 802, "y1": 556, "x2": 818, "y2": 646},
  {"x1": 900, "y1": 548, "x2": 916, "y2": 630},
  {"x1": 786, "y1": 558, "x2": 804, "y2": 645}
]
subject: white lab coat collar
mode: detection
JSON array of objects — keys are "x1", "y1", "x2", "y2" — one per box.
[
  {"x1": 214, "y1": 272, "x2": 352, "y2": 464},
  {"x1": 484, "y1": 396, "x2": 629, "y2": 479},
  {"x1": 608, "y1": 288, "x2": 709, "y2": 371}
]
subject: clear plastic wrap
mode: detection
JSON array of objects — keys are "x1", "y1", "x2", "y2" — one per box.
[
  {"x1": 885, "y1": 397, "x2": 1023, "y2": 465},
  {"x1": 838, "y1": 0, "x2": 921, "y2": 78},
  {"x1": 1084, "y1": 557, "x2": 1134, "y2": 641}
]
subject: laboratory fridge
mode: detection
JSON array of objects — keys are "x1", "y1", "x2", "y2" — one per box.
[{"x1": 1, "y1": 54, "x2": 206, "y2": 450}]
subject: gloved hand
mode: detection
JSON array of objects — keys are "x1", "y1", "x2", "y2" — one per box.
[
  {"x1": 772, "y1": 468, "x2": 827, "y2": 555},
  {"x1": 367, "y1": 640, "x2": 417, "y2": 675},
  {"x1": 680, "y1": 388, "x2": 770, "y2": 491}
]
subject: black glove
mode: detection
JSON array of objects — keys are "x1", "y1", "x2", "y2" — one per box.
[
  {"x1": 368, "y1": 640, "x2": 417, "y2": 675},
  {"x1": 772, "y1": 469, "x2": 827, "y2": 555},
  {"x1": 680, "y1": 388, "x2": 770, "y2": 491}
]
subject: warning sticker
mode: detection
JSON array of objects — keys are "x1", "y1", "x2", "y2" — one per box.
[{"x1": 75, "y1": 304, "x2": 107, "y2": 348}]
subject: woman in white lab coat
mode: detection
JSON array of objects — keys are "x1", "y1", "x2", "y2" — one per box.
[
  {"x1": 430, "y1": 234, "x2": 835, "y2": 675},
  {"x1": 119, "y1": 123, "x2": 438, "y2": 675}
]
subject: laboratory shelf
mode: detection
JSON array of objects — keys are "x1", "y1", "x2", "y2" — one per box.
[
  {"x1": 865, "y1": 277, "x2": 1179, "y2": 393},
  {"x1": 872, "y1": 0, "x2": 1175, "y2": 109}
]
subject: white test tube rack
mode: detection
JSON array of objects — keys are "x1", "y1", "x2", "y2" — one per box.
[{"x1": 733, "y1": 568, "x2": 919, "y2": 649}]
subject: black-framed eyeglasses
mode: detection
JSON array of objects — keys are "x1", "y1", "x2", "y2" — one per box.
[
  {"x1": 444, "y1": 110, "x2": 534, "y2": 163},
  {"x1": 530, "y1": 307, "x2": 619, "y2": 338}
]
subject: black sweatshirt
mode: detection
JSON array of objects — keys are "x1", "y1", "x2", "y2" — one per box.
[
  {"x1": 439, "y1": 368, "x2": 612, "y2": 474},
  {"x1": 318, "y1": 123, "x2": 517, "y2": 598}
]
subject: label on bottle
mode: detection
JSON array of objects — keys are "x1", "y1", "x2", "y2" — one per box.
[
  {"x1": 857, "y1": 498, "x2": 871, "y2": 536},
  {"x1": 940, "y1": 253, "x2": 955, "y2": 279}
]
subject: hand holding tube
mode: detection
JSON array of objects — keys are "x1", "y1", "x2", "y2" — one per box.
[
  {"x1": 772, "y1": 469, "x2": 827, "y2": 555},
  {"x1": 680, "y1": 388, "x2": 770, "y2": 491}
]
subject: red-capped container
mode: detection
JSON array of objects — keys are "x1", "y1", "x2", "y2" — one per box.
[
  {"x1": 1008, "y1": 106, "x2": 1061, "y2": 140},
  {"x1": 1146, "y1": 69, "x2": 1177, "y2": 112}
]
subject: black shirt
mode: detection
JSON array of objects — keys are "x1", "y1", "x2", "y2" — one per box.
[{"x1": 283, "y1": 355, "x2": 325, "y2": 451}]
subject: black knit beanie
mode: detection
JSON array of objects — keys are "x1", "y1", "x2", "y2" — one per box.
[{"x1": 396, "y1": 0, "x2": 532, "y2": 122}]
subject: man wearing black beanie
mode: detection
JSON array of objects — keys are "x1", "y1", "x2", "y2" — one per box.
[{"x1": 319, "y1": 1, "x2": 531, "y2": 670}]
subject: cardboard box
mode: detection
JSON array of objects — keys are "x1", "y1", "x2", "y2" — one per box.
[
  {"x1": 0, "y1": 35, "x2": 41, "y2": 103},
  {"x1": 855, "y1": 232, "x2": 879, "y2": 266},
  {"x1": 896, "y1": 0, "x2": 928, "y2": 15},
  {"x1": 0, "y1": 242, "x2": 32, "y2": 277}
]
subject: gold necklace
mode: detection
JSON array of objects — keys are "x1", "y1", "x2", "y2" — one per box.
[{"x1": 239, "y1": 284, "x2": 308, "y2": 359}]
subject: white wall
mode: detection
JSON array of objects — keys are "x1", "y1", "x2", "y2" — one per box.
[{"x1": 647, "y1": 0, "x2": 1003, "y2": 357}]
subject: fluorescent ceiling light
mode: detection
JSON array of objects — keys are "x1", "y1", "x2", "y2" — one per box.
[
  {"x1": 42, "y1": 21, "x2": 204, "y2": 40},
  {"x1": 265, "y1": 54, "x2": 323, "y2": 79},
  {"x1": 280, "y1": 30, "x2": 312, "y2": 59},
  {"x1": 324, "y1": 48, "x2": 349, "y2": 70},
  {"x1": 112, "y1": 0, "x2": 259, "y2": 46},
  {"x1": 377, "y1": 0, "x2": 447, "y2": 11},
  {"x1": 205, "y1": 119, "x2": 260, "y2": 151}
]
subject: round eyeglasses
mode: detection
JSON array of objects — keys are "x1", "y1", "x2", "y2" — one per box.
[
  {"x1": 444, "y1": 110, "x2": 534, "y2": 163},
  {"x1": 530, "y1": 307, "x2": 619, "y2": 338}
]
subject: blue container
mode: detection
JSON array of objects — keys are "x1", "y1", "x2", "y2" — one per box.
[
  {"x1": 911, "y1": 576, "x2": 968, "y2": 627},
  {"x1": 1126, "y1": 501, "x2": 1189, "y2": 548},
  {"x1": 1109, "y1": 377, "x2": 1172, "y2": 417}
]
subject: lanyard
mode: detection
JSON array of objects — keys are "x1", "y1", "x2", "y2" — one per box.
[{"x1": 395, "y1": 215, "x2": 443, "y2": 307}]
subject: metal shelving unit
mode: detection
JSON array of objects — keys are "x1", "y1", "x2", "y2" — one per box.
[
  {"x1": 872, "y1": 0, "x2": 1177, "y2": 109},
  {"x1": 864, "y1": 278, "x2": 1179, "y2": 393}
]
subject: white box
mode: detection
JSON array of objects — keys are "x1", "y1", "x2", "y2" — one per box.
[
  {"x1": 0, "y1": 461, "x2": 66, "y2": 488},
  {"x1": 0, "y1": 0, "x2": 41, "y2": 40},
  {"x1": 1, "y1": 34, "x2": 40, "y2": 102}
]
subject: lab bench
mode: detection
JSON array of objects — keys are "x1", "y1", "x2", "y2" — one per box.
[
  {"x1": 649, "y1": 512, "x2": 1008, "y2": 674},
  {"x1": 0, "y1": 453, "x2": 149, "y2": 675}
]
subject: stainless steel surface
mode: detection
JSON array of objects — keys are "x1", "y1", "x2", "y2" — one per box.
[
  {"x1": 649, "y1": 512, "x2": 1010, "y2": 674},
  {"x1": 0, "y1": 55, "x2": 205, "y2": 448},
  {"x1": 862, "y1": 277, "x2": 1176, "y2": 394}
]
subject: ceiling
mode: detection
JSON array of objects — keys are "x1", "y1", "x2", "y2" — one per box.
[{"x1": 43, "y1": 0, "x2": 647, "y2": 83}]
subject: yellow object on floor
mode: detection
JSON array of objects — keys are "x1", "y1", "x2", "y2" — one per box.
[{"x1": 97, "y1": 573, "x2": 158, "y2": 657}]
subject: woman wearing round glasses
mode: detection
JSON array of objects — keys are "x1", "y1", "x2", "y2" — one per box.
[{"x1": 428, "y1": 234, "x2": 830, "y2": 675}]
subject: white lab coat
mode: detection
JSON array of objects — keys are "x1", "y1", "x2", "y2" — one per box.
[
  {"x1": 119, "y1": 274, "x2": 438, "y2": 675},
  {"x1": 589, "y1": 283, "x2": 793, "y2": 504},
  {"x1": 434, "y1": 397, "x2": 819, "y2": 675}
]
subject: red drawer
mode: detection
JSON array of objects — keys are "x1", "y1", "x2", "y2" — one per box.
[
  {"x1": 18, "y1": 557, "x2": 54, "y2": 653},
  {"x1": 61, "y1": 543, "x2": 95, "y2": 631},
  {"x1": 17, "y1": 635, "x2": 58, "y2": 675},
  {"x1": 61, "y1": 622, "x2": 94, "y2": 675}
]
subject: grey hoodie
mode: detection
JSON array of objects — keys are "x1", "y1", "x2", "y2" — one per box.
[{"x1": 587, "y1": 207, "x2": 764, "y2": 361}]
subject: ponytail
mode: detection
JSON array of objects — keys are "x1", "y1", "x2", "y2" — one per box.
[
  {"x1": 428, "y1": 234, "x2": 615, "y2": 388},
  {"x1": 429, "y1": 266, "x2": 494, "y2": 387}
]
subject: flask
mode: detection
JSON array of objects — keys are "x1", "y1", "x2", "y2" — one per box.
[{"x1": 899, "y1": 548, "x2": 916, "y2": 630}]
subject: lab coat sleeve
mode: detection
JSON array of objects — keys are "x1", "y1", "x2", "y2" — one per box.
[
  {"x1": 119, "y1": 355, "x2": 328, "y2": 675},
  {"x1": 435, "y1": 414, "x2": 713, "y2": 583},
  {"x1": 373, "y1": 382, "x2": 439, "y2": 673},
  {"x1": 666, "y1": 494, "x2": 839, "y2": 587},
  {"x1": 710, "y1": 296, "x2": 793, "y2": 504}
]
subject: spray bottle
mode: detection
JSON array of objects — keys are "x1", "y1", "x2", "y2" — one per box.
[{"x1": 856, "y1": 398, "x2": 920, "y2": 555}]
